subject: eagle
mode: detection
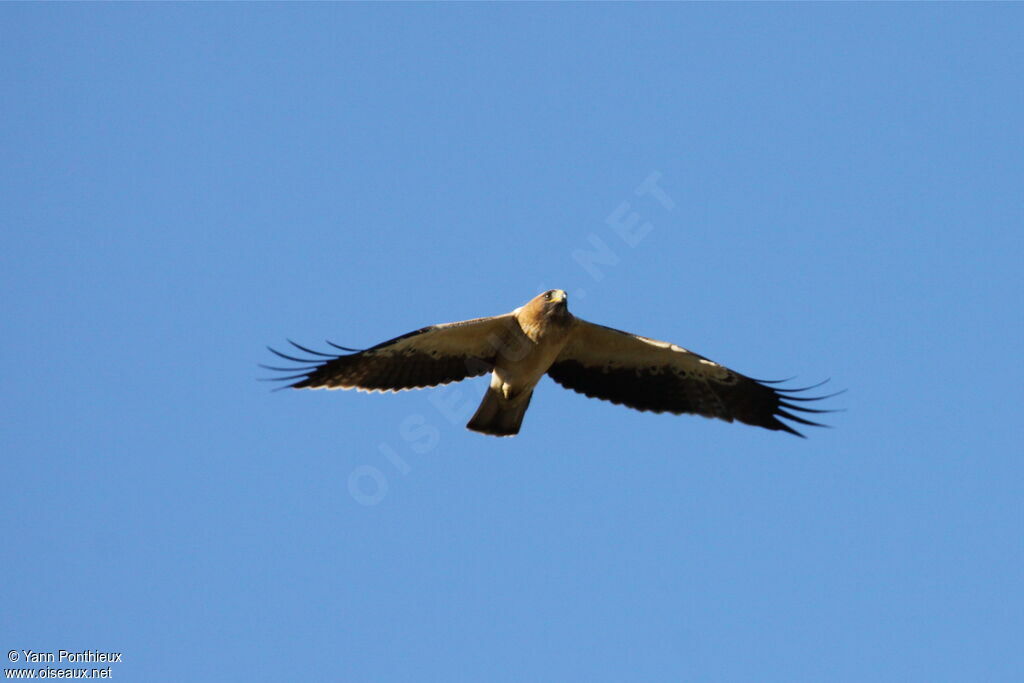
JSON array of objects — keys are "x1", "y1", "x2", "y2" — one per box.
[{"x1": 264, "y1": 290, "x2": 837, "y2": 437}]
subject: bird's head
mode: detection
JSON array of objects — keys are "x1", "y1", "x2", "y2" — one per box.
[{"x1": 521, "y1": 289, "x2": 571, "y2": 321}]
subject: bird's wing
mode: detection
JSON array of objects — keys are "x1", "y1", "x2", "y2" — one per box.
[
  {"x1": 264, "y1": 314, "x2": 519, "y2": 392},
  {"x1": 547, "y1": 319, "x2": 835, "y2": 436}
]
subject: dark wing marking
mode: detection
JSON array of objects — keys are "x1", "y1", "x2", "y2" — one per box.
[
  {"x1": 264, "y1": 314, "x2": 519, "y2": 393},
  {"x1": 548, "y1": 320, "x2": 840, "y2": 437}
]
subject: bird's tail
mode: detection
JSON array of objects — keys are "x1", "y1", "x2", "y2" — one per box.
[{"x1": 467, "y1": 386, "x2": 534, "y2": 437}]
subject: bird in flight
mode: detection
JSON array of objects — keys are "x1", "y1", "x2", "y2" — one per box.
[{"x1": 264, "y1": 290, "x2": 837, "y2": 437}]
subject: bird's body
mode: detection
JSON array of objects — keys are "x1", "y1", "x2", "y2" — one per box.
[
  {"x1": 467, "y1": 291, "x2": 575, "y2": 435},
  {"x1": 266, "y1": 290, "x2": 836, "y2": 437}
]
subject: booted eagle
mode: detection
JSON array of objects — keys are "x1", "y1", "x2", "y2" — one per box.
[{"x1": 264, "y1": 290, "x2": 837, "y2": 437}]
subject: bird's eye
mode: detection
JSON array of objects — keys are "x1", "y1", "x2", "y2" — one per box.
[{"x1": 544, "y1": 291, "x2": 552, "y2": 301}]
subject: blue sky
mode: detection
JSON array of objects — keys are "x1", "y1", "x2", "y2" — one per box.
[{"x1": 3, "y1": 4, "x2": 1022, "y2": 681}]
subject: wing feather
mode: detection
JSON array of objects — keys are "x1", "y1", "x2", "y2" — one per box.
[
  {"x1": 548, "y1": 320, "x2": 835, "y2": 436},
  {"x1": 267, "y1": 314, "x2": 518, "y2": 393}
]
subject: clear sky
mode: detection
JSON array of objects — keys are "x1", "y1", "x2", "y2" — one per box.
[{"x1": 3, "y1": 4, "x2": 1022, "y2": 682}]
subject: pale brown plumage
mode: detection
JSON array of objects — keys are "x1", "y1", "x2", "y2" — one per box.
[{"x1": 265, "y1": 290, "x2": 837, "y2": 437}]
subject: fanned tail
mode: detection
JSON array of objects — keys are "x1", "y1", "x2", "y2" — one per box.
[{"x1": 467, "y1": 387, "x2": 534, "y2": 437}]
